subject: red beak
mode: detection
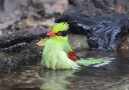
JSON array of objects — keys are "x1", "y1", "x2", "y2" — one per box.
[{"x1": 47, "y1": 32, "x2": 56, "y2": 37}]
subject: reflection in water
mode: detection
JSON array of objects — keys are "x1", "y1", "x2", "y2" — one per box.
[
  {"x1": 108, "y1": 82, "x2": 129, "y2": 90},
  {"x1": 1, "y1": 50, "x2": 129, "y2": 90},
  {"x1": 93, "y1": 59, "x2": 113, "y2": 67},
  {"x1": 40, "y1": 69, "x2": 75, "y2": 90}
]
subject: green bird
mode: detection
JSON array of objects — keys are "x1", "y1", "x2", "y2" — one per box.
[{"x1": 42, "y1": 22, "x2": 113, "y2": 70}]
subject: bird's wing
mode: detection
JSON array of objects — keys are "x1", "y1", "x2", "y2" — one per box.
[
  {"x1": 63, "y1": 42, "x2": 79, "y2": 61},
  {"x1": 68, "y1": 51, "x2": 79, "y2": 61}
]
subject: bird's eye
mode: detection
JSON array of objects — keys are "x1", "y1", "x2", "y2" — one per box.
[{"x1": 57, "y1": 32, "x2": 62, "y2": 36}]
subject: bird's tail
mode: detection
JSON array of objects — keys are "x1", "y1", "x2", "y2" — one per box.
[{"x1": 76, "y1": 57, "x2": 114, "y2": 67}]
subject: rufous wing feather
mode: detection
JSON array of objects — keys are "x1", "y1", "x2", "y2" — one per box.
[{"x1": 68, "y1": 51, "x2": 79, "y2": 61}]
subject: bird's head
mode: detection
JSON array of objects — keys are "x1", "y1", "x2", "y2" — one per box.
[{"x1": 47, "y1": 22, "x2": 70, "y2": 39}]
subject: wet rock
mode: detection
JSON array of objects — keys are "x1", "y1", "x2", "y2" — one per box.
[
  {"x1": 118, "y1": 34, "x2": 129, "y2": 50},
  {"x1": 0, "y1": 47, "x2": 39, "y2": 74},
  {"x1": 67, "y1": 0, "x2": 129, "y2": 15},
  {"x1": 68, "y1": 34, "x2": 89, "y2": 50},
  {"x1": 0, "y1": 25, "x2": 48, "y2": 48},
  {"x1": 0, "y1": 20, "x2": 51, "y2": 74},
  {"x1": 56, "y1": 12, "x2": 129, "y2": 50},
  {"x1": 0, "y1": 36, "x2": 43, "y2": 74}
]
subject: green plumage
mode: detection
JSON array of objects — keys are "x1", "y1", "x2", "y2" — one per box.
[
  {"x1": 76, "y1": 58, "x2": 113, "y2": 66},
  {"x1": 42, "y1": 36, "x2": 79, "y2": 70},
  {"x1": 42, "y1": 22, "x2": 113, "y2": 70}
]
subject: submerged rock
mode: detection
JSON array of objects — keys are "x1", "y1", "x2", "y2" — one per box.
[{"x1": 56, "y1": 12, "x2": 129, "y2": 50}]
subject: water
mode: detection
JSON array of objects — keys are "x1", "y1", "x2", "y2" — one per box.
[{"x1": 0, "y1": 50, "x2": 129, "y2": 90}]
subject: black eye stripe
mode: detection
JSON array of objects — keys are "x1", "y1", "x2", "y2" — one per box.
[
  {"x1": 57, "y1": 32, "x2": 62, "y2": 36},
  {"x1": 56, "y1": 30, "x2": 70, "y2": 36}
]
